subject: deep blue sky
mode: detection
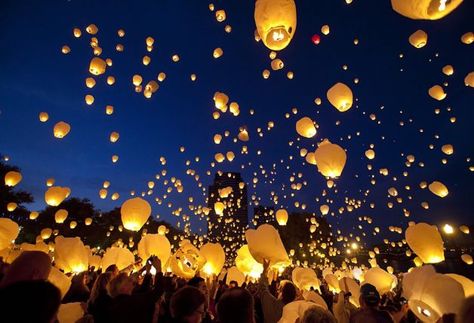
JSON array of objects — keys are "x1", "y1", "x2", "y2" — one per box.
[{"x1": 0, "y1": 0, "x2": 473, "y2": 240}]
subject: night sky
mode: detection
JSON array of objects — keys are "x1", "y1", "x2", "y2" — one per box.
[{"x1": 1, "y1": 0, "x2": 473, "y2": 241}]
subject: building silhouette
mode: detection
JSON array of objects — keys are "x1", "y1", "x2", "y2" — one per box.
[
  {"x1": 252, "y1": 205, "x2": 275, "y2": 227},
  {"x1": 207, "y1": 172, "x2": 248, "y2": 259}
]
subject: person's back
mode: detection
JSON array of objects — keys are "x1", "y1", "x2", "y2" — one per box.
[
  {"x1": 350, "y1": 284, "x2": 392, "y2": 323},
  {"x1": 0, "y1": 251, "x2": 51, "y2": 287},
  {"x1": 217, "y1": 287, "x2": 255, "y2": 323}
]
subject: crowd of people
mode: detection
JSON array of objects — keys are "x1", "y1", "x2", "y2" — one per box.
[{"x1": 0, "y1": 251, "x2": 473, "y2": 323}]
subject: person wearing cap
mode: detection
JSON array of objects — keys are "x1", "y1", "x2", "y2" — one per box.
[{"x1": 349, "y1": 284, "x2": 393, "y2": 323}]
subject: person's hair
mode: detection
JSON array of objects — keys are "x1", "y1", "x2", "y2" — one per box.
[
  {"x1": 457, "y1": 296, "x2": 474, "y2": 323},
  {"x1": 105, "y1": 264, "x2": 118, "y2": 273},
  {"x1": 0, "y1": 280, "x2": 61, "y2": 323},
  {"x1": 281, "y1": 282, "x2": 297, "y2": 305},
  {"x1": 0, "y1": 251, "x2": 51, "y2": 287},
  {"x1": 107, "y1": 272, "x2": 131, "y2": 297},
  {"x1": 217, "y1": 287, "x2": 255, "y2": 323},
  {"x1": 89, "y1": 272, "x2": 113, "y2": 304},
  {"x1": 170, "y1": 286, "x2": 206, "y2": 322},
  {"x1": 188, "y1": 276, "x2": 205, "y2": 288},
  {"x1": 300, "y1": 306, "x2": 336, "y2": 323}
]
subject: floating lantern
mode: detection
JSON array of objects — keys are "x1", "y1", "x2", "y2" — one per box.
[
  {"x1": 391, "y1": 0, "x2": 464, "y2": 20},
  {"x1": 4, "y1": 171, "x2": 22, "y2": 187},
  {"x1": 295, "y1": 117, "x2": 317, "y2": 138},
  {"x1": 327, "y1": 82, "x2": 353, "y2": 112},
  {"x1": 121, "y1": 197, "x2": 151, "y2": 231},
  {"x1": 275, "y1": 209, "x2": 289, "y2": 225},
  {"x1": 406, "y1": 222, "x2": 444, "y2": 264},
  {"x1": 314, "y1": 140, "x2": 347, "y2": 178}
]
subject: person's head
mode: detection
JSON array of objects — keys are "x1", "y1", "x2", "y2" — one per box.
[
  {"x1": 300, "y1": 305, "x2": 337, "y2": 323},
  {"x1": 170, "y1": 286, "x2": 206, "y2": 323},
  {"x1": 457, "y1": 296, "x2": 474, "y2": 323},
  {"x1": 217, "y1": 287, "x2": 255, "y2": 323},
  {"x1": 359, "y1": 284, "x2": 380, "y2": 308},
  {"x1": 105, "y1": 264, "x2": 119, "y2": 277},
  {"x1": 107, "y1": 273, "x2": 134, "y2": 297},
  {"x1": 229, "y1": 280, "x2": 238, "y2": 288},
  {"x1": 89, "y1": 272, "x2": 113, "y2": 303},
  {"x1": 188, "y1": 276, "x2": 209, "y2": 299},
  {"x1": 279, "y1": 281, "x2": 297, "y2": 305},
  {"x1": 71, "y1": 272, "x2": 89, "y2": 287},
  {"x1": 0, "y1": 251, "x2": 52, "y2": 287},
  {"x1": 0, "y1": 280, "x2": 61, "y2": 323}
]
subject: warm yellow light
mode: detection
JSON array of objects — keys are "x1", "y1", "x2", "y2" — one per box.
[{"x1": 443, "y1": 224, "x2": 454, "y2": 234}]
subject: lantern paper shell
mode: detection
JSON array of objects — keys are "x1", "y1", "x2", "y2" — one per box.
[
  {"x1": 428, "y1": 85, "x2": 446, "y2": 100},
  {"x1": 339, "y1": 277, "x2": 361, "y2": 307},
  {"x1": 327, "y1": 82, "x2": 353, "y2": 112},
  {"x1": 275, "y1": 209, "x2": 289, "y2": 225},
  {"x1": 295, "y1": 117, "x2": 317, "y2": 138},
  {"x1": 57, "y1": 303, "x2": 84, "y2": 323},
  {"x1": 254, "y1": 0, "x2": 297, "y2": 51},
  {"x1": 53, "y1": 122, "x2": 71, "y2": 138},
  {"x1": 292, "y1": 267, "x2": 320, "y2": 291},
  {"x1": 54, "y1": 236, "x2": 89, "y2": 274},
  {"x1": 89, "y1": 57, "x2": 106, "y2": 75},
  {"x1": 409, "y1": 30, "x2": 428, "y2": 48},
  {"x1": 200, "y1": 242, "x2": 225, "y2": 276},
  {"x1": 138, "y1": 234, "x2": 171, "y2": 266},
  {"x1": 245, "y1": 224, "x2": 290, "y2": 267},
  {"x1": 363, "y1": 267, "x2": 397, "y2": 294},
  {"x1": 428, "y1": 181, "x2": 448, "y2": 197},
  {"x1": 405, "y1": 222, "x2": 445, "y2": 264},
  {"x1": 40, "y1": 228, "x2": 53, "y2": 240},
  {"x1": 169, "y1": 241, "x2": 206, "y2": 279},
  {"x1": 314, "y1": 140, "x2": 347, "y2": 178},
  {"x1": 45, "y1": 186, "x2": 71, "y2": 206},
  {"x1": 101, "y1": 247, "x2": 135, "y2": 271},
  {"x1": 48, "y1": 267, "x2": 71, "y2": 299},
  {"x1": 226, "y1": 266, "x2": 245, "y2": 286},
  {"x1": 280, "y1": 300, "x2": 319, "y2": 323},
  {"x1": 54, "y1": 209, "x2": 68, "y2": 224},
  {"x1": 0, "y1": 218, "x2": 20, "y2": 250},
  {"x1": 120, "y1": 197, "x2": 151, "y2": 231},
  {"x1": 391, "y1": 0, "x2": 464, "y2": 20},
  {"x1": 235, "y1": 244, "x2": 263, "y2": 279},
  {"x1": 302, "y1": 291, "x2": 328, "y2": 310},
  {"x1": 446, "y1": 273, "x2": 474, "y2": 297},
  {"x1": 4, "y1": 171, "x2": 22, "y2": 187},
  {"x1": 20, "y1": 241, "x2": 49, "y2": 254}
]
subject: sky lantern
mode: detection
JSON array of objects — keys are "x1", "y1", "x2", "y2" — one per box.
[
  {"x1": 40, "y1": 228, "x2": 52, "y2": 240},
  {"x1": 314, "y1": 139, "x2": 347, "y2": 178},
  {"x1": 200, "y1": 242, "x2": 225, "y2": 276},
  {"x1": 441, "y1": 144, "x2": 453, "y2": 155},
  {"x1": 235, "y1": 245, "x2": 263, "y2": 279},
  {"x1": 138, "y1": 234, "x2": 171, "y2": 267},
  {"x1": 101, "y1": 246, "x2": 135, "y2": 271},
  {"x1": 213, "y1": 92, "x2": 229, "y2": 110},
  {"x1": 89, "y1": 57, "x2": 106, "y2": 75},
  {"x1": 465, "y1": 72, "x2": 474, "y2": 87},
  {"x1": 428, "y1": 181, "x2": 448, "y2": 197},
  {"x1": 364, "y1": 267, "x2": 398, "y2": 294},
  {"x1": 226, "y1": 266, "x2": 245, "y2": 286},
  {"x1": 45, "y1": 186, "x2": 70, "y2": 206},
  {"x1": 238, "y1": 128, "x2": 249, "y2": 142},
  {"x1": 29, "y1": 211, "x2": 39, "y2": 220},
  {"x1": 339, "y1": 277, "x2": 361, "y2": 307},
  {"x1": 39, "y1": 112, "x2": 49, "y2": 122},
  {"x1": 406, "y1": 222, "x2": 445, "y2": 264},
  {"x1": 54, "y1": 209, "x2": 68, "y2": 224},
  {"x1": 442, "y1": 65, "x2": 454, "y2": 76},
  {"x1": 391, "y1": 0, "x2": 464, "y2": 20},
  {"x1": 48, "y1": 267, "x2": 71, "y2": 299},
  {"x1": 0, "y1": 218, "x2": 20, "y2": 250},
  {"x1": 275, "y1": 209, "x2": 288, "y2": 225},
  {"x1": 158, "y1": 225, "x2": 167, "y2": 235},
  {"x1": 326, "y1": 82, "x2": 353, "y2": 112},
  {"x1": 214, "y1": 201, "x2": 225, "y2": 216},
  {"x1": 295, "y1": 117, "x2": 317, "y2": 138},
  {"x1": 215, "y1": 9, "x2": 226, "y2": 22},
  {"x1": 99, "y1": 189, "x2": 108, "y2": 199},
  {"x1": 271, "y1": 58, "x2": 284, "y2": 70},
  {"x1": 292, "y1": 267, "x2": 320, "y2": 291},
  {"x1": 460, "y1": 225, "x2": 470, "y2": 234},
  {"x1": 461, "y1": 254, "x2": 473, "y2": 265},
  {"x1": 254, "y1": 0, "x2": 297, "y2": 51},
  {"x1": 85, "y1": 94, "x2": 94, "y2": 105},
  {"x1": 169, "y1": 240, "x2": 206, "y2": 279},
  {"x1": 320, "y1": 204, "x2": 329, "y2": 215},
  {"x1": 321, "y1": 24, "x2": 330, "y2": 35},
  {"x1": 85, "y1": 217, "x2": 92, "y2": 226},
  {"x1": 86, "y1": 24, "x2": 98, "y2": 34},
  {"x1": 461, "y1": 32, "x2": 474, "y2": 44},
  {"x1": 409, "y1": 30, "x2": 428, "y2": 48},
  {"x1": 213, "y1": 47, "x2": 223, "y2": 58},
  {"x1": 53, "y1": 121, "x2": 71, "y2": 139},
  {"x1": 311, "y1": 34, "x2": 320, "y2": 45},
  {"x1": 54, "y1": 236, "x2": 89, "y2": 274},
  {"x1": 4, "y1": 171, "x2": 22, "y2": 187},
  {"x1": 365, "y1": 149, "x2": 375, "y2": 160},
  {"x1": 73, "y1": 28, "x2": 81, "y2": 38},
  {"x1": 215, "y1": 153, "x2": 225, "y2": 163},
  {"x1": 245, "y1": 224, "x2": 290, "y2": 268},
  {"x1": 69, "y1": 221, "x2": 77, "y2": 229},
  {"x1": 109, "y1": 131, "x2": 120, "y2": 143},
  {"x1": 120, "y1": 197, "x2": 151, "y2": 231},
  {"x1": 428, "y1": 85, "x2": 446, "y2": 100}
]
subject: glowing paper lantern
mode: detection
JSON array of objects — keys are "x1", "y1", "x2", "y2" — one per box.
[
  {"x1": 120, "y1": 197, "x2": 151, "y2": 231},
  {"x1": 4, "y1": 171, "x2": 22, "y2": 187},
  {"x1": 327, "y1": 82, "x2": 353, "y2": 112},
  {"x1": 461, "y1": 32, "x2": 474, "y2": 44},
  {"x1": 40, "y1": 228, "x2": 52, "y2": 240},
  {"x1": 213, "y1": 47, "x2": 223, "y2": 58},
  {"x1": 57, "y1": 303, "x2": 84, "y2": 323},
  {"x1": 446, "y1": 274, "x2": 474, "y2": 297},
  {"x1": 365, "y1": 149, "x2": 375, "y2": 160},
  {"x1": 275, "y1": 209, "x2": 289, "y2": 226},
  {"x1": 245, "y1": 224, "x2": 290, "y2": 268},
  {"x1": 409, "y1": 30, "x2": 428, "y2": 48},
  {"x1": 295, "y1": 117, "x2": 317, "y2": 138},
  {"x1": 465, "y1": 72, "x2": 474, "y2": 87},
  {"x1": 280, "y1": 300, "x2": 320, "y2": 323},
  {"x1": 200, "y1": 242, "x2": 225, "y2": 276},
  {"x1": 363, "y1": 267, "x2": 397, "y2": 294},
  {"x1": 428, "y1": 85, "x2": 446, "y2": 100},
  {"x1": 85, "y1": 217, "x2": 92, "y2": 226},
  {"x1": 235, "y1": 245, "x2": 263, "y2": 279},
  {"x1": 53, "y1": 122, "x2": 71, "y2": 138},
  {"x1": 311, "y1": 34, "x2": 320, "y2": 45},
  {"x1": 169, "y1": 241, "x2": 206, "y2": 279},
  {"x1": 29, "y1": 211, "x2": 39, "y2": 220},
  {"x1": 89, "y1": 57, "x2": 106, "y2": 75},
  {"x1": 214, "y1": 202, "x2": 225, "y2": 216},
  {"x1": 314, "y1": 140, "x2": 347, "y2": 178},
  {"x1": 101, "y1": 247, "x2": 135, "y2": 271},
  {"x1": 441, "y1": 144, "x2": 453, "y2": 155},
  {"x1": 292, "y1": 267, "x2": 320, "y2": 291},
  {"x1": 405, "y1": 222, "x2": 445, "y2": 264},
  {"x1": 271, "y1": 58, "x2": 284, "y2": 70},
  {"x1": 48, "y1": 267, "x2": 71, "y2": 299},
  {"x1": 0, "y1": 218, "x2": 20, "y2": 250},
  {"x1": 39, "y1": 112, "x2": 49, "y2": 122},
  {"x1": 138, "y1": 234, "x2": 171, "y2": 266},
  {"x1": 54, "y1": 209, "x2": 68, "y2": 224},
  {"x1": 254, "y1": 0, "x2": 297, "y2": 51},
  {"x1": 54, "y1": 236, "x2": 89, "y2": 274},
  {"x1": 428, "y1": 181, "x2": 448, "y2": 197},
  {"x1": 109, "y1": 132, "x2": 120, "y2": 143},
  {"x1": 339, "y1": 277, "x2": 361, "y2": 307},
  {"x1": 320, "y1": 204, "x2": 329, "y2": 215},
  {"x1": 391, "y1": 0, "x2": 464, "y2": 20},
  {"x1": 226, "y1": 266, "x2": 245, "y2": 286},
  {"x1": 461, "y1": 254, "x2": 473, "y2": 265},
  {"x1": 45, "y1": 186, "x2": 71, "y2": 206},
  {"x1": 442, "y1": 65, "x2": 454, "y2": 76}
]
